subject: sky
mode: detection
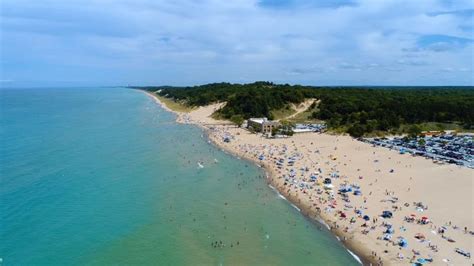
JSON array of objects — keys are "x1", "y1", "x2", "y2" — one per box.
[{"x1": 0, "y1": 0, "x2": 473, "y2": 87}]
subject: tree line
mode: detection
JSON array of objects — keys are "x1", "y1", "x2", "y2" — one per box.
[{"x1": 137, "y1": 82, "x2": 474, "y2": 137}]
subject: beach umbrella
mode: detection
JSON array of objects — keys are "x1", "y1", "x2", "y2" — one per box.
[
  {"x1": 399, "y1": 238, "x2": 408, "y2": 247},
  {"x1": 416, "y1": 258, "x2": 426, "y2": 264},
  {"x1": 324, "y1": 184, "x2": 334, "y2": 189},
  {"x1": 363, "y1": 215, "x2": 370, "y2": 221}
]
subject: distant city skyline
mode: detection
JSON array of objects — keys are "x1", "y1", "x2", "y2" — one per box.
[{"x1": 1, "y1": 0, "x2": 473, "y2": 87}]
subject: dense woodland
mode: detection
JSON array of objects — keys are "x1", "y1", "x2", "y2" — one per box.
[{"x1": 138, "y1": 82, "x2": 474, "y2": 137}]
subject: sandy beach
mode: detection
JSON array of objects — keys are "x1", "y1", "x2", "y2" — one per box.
[{"x1": 145, "y1": 91, "x2": 473, "y2": 266}]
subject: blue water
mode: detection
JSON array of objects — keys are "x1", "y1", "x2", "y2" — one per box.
[{"x1": 0, "y1": 88, "x2": 358, "y2": 265}]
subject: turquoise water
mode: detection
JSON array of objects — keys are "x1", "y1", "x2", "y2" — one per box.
[{"x1": 0, "y1": 88, "x2": 358, "y2": 265}]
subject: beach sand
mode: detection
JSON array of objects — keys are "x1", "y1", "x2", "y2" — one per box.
[{"x1": 145, "y1": 91, "x2": 473, "y2": 265}]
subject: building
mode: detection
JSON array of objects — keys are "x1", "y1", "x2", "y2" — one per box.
[{"x1": 247, "y1": 118, "x2": 280, "y2": 135}]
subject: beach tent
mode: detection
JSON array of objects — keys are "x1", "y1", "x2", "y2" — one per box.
[
  {"x1": 421, "y1": 216, "x2": 430, "y2": 224},
  {"x1": 338, "y1": 186, "x2": 352, "y2": 193},
  {"x1": 398, "y1": 238, "x2": 408, "y2": 248},
  {"x1": 382, "y1": 211, "x2": 393, "y2": 218},
  {"x1": 363, "y1": 215, "x2": 370, "y2": 221}
]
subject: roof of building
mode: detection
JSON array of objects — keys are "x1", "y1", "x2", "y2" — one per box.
[
  {"x1": 249, "y1": 118, "x2": 269, "y2": 124},
  {"x1": 249, "y1": 118, "x2": 265, "y2": 124}
]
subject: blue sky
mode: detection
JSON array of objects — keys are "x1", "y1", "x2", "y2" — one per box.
[{"x1": 0, "y1": 0, "x2": 473, "y2": 87}]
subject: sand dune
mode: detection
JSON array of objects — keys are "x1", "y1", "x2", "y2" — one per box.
[{"x1": 285, "y1": 98, "x2": 317, "y2": 120}]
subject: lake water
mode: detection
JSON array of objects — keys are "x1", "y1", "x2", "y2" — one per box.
[{"x1": 0, "y1": 88, "x2": 358, "y2": 265}]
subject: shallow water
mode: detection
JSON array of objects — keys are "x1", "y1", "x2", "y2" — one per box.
[{"x1": 0, "y1": 88, "x2": 358, "y2": 265}]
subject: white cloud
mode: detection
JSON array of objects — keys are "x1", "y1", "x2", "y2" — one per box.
[{"x1": 1, "y1": 0, "x2": 472, "y2": 86}]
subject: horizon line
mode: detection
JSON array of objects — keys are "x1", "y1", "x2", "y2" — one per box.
[{"x1": 2, "y1": 83, "x2": 474, "y2": 89}]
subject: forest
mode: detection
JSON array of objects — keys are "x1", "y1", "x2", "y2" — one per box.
[{"x1": 138, "y1": 82, "x2": 474, "y2": 137}]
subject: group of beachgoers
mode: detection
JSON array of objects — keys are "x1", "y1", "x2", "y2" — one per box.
[
  {"x1": 205, "y1": 125, "x2": 472, "y2": 266},
  {"x1": 211, "y1": 240, "x2": 240, "y2": 249}
]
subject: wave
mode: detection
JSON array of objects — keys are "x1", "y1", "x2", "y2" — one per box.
[
  {"x1": 316, "y1": 218, "x2": 331, "y2": 230},
  {"x1": 290, "y1": 203, "x2": 301, "y2": 212},
  {"x1": 346, "y1": 249, "x2": 362, "y2": 264}
]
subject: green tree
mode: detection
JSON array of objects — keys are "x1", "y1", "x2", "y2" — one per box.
[
  {"x1": 418, "y1": 138, "x2": 426, "y2": 146},
  {"x1": 230, "y1": 115, "x2": 244, "y2": 127},
  {"x1": 271, "y1": 127, "x2": 279, "y2": 137},
  {"x1": 280, "y1": 120, "x2": 295, "y2": 137},
  {"x1": 347, "y1": 124, "x2": 366, "y2": 137},
  {"x1": 407, "y1": 124, "x2": 422, "y2": 138},
  {"x1": 150, "y1": 82, "x2": 474, "y2": 135}
]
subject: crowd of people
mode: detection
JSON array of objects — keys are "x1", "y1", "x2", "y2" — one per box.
[{"x1": 206, "y1": 125, "x2": 473, "y2": 265}]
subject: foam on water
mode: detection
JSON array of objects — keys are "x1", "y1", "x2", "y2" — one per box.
[
  {"x1": 347, "y1": 249, "x2": 363, "y2": 264},
  {"x1": 317, "y1": 218, "x2": 331, "y2": 230}
]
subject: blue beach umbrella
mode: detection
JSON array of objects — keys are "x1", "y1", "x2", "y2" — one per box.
[
  {"x1": 399, "y1": 238, "x2": 408, "y2": 248},
  {"x1": 416, "y1": 258, "x2": 426, "y2": 264}
]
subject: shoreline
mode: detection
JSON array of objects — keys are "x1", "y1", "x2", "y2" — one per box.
[
  {"x1": 202, "y1": 123, "x2": 369, "y2": 265},
  {"x1": 143, "y1": 90, "x2": 371, "y2": 265},
  {"x1": 142, "y1": 90, "x2": 473, "y2": 266}
]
